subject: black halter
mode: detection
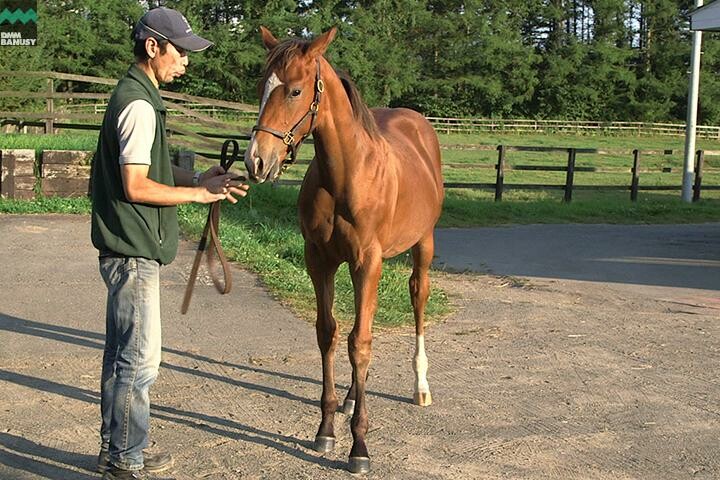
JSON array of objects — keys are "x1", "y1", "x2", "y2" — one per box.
[{"x1": 251, "y1": 60, "x2": 324, "y2": 166}]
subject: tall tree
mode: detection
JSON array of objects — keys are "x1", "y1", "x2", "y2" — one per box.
[
  {"x1": 631, "y1": 0, "x2": 690, "y2": 121},
  {"x1": 40, "y1": 0, "x2": 143, "y2": 79},
  {"x1": 2, "y1": 0, "x2": 720, "y2": 123},
  {"x1": 395, "y1": 0, "x2": 540, "y2": 117}
]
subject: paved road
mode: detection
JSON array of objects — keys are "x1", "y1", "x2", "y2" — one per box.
[
  {"x1": 434, "y1": 223, "x2": 720, "y2": 291},
  {"x1": 2, "y1": 215, "x2": 720, "y2": 480}
]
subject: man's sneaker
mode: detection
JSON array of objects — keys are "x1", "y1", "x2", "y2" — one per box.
[
  {"x1": 102, "y1": 465, "x2": 175, "y2": 480},
  {"x1": 97, "y1": 449, "x2": 174, "y2": 473}
]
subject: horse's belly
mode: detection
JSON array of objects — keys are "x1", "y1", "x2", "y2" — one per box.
[{"x1": 379, "y1": 180, "x2": 442, "y2": 257}]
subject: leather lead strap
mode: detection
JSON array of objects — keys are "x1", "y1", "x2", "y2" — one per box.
[{"x1": 181, "y1": 140, "x2": 238, "y2": 314}]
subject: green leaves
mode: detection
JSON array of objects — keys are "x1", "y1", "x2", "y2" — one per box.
[{"x1": 3, "y1": 1, "x2": 720, "y2": 123}]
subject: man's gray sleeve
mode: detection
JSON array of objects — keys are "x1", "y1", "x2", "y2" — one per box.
[{"x1": 117, "y1": 99, "x2": 156, "y2": 165}]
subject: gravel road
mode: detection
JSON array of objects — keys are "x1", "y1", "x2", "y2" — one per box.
[{"x1": 1, "y1": 215, "x2": 719, "y2": 479}]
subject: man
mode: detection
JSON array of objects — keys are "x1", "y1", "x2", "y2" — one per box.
[{"x1": 90, "y1": 7, "x2": 248, "y2": 480}]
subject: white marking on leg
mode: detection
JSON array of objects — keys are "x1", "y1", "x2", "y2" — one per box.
[{"x1": 413, "y1": 334, "x2": 430, "y2": 394}]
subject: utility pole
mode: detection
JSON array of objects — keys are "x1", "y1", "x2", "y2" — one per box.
[{"x1": 683, "y1": 0, "x2": 704, "y2": 203}]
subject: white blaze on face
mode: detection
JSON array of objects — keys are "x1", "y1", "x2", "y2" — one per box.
[
  {"x1": 246, "y1": 72, "x2": 285, "y2": 164},
  {"x1": 260, "y1": 72, "x2": 284, "y2": 114}
]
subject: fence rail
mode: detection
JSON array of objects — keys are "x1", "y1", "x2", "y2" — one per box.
[
  {"x1": 201, "y1": 142, "x2": 717, "y2": 202},
  {"x1": 0, "y1": 70, "x2": 257, "y2": 142},
  {"x1": 3, "y1": 71, "x2": 720, "y2": 139},
  {"x1": 2, "y1": 139, "x2": 716, "y2": 202},
  {"x1": 427, "y1": 117, "x2": 720, "y2": 139}
]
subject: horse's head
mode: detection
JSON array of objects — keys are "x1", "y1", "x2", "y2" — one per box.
[{"x1": 245, "y1": 26, "x2": 337, "y2": 183}]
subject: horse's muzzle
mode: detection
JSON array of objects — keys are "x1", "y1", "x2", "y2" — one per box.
[{"x1": 244, "y1": 148, "x2": 282, "y2": 184}]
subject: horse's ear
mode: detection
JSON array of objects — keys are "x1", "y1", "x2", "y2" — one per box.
[
  {"x1": 307, "y1": 27, "x2": 337, "y2": 59},
  {"x1": 260, "y1": 26, "x2": 279, "y2": 50}
]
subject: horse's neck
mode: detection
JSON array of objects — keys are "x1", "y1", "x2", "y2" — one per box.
[{"x1": 312, "y1": 79, "x2": 384, "y2": 191}]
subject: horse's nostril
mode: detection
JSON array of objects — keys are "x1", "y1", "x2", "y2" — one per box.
[{"x1": 257, "y1": 158, "x2": 264, "y2": 173}]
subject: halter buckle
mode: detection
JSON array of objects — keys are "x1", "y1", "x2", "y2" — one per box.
[
  {"x1": 310, "y1": 101, "x2": 319, "y2": 113},
  {"x1": 283, "y1": 132, "x2": 295, "y2": 146},
  {"x1": 317, "y1": 79, "x2": 325, "y2": 93}
]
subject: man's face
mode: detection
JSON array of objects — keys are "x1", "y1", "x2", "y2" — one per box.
[{"x1": 150, "y1": 40, "x2": 188, "y2": 84}]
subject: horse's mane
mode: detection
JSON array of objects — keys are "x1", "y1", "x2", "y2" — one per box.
[
  {"x1": 264, "y1": 38, "x2": 380, "y2": 140},
  {"x1": 336, "y1": 70, "x2": 380, "y2": 139}
]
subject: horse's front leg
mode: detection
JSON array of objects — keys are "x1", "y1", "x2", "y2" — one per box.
[
  {"x1": 347, "y1": 247, "x2": 383, "y2": 474},
  {"x1": 305, "y1": 242, "x2": 340, "y2": 453}
]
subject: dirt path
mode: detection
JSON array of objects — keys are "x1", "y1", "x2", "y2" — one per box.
[{"x1": 1, "y1": 215, "x2": 719, "y2": 479}]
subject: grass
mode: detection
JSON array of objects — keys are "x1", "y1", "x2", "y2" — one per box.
[
  {"x1": 2, "y1": 130, "x2": 719, "y2": 328},
  {"x1": 0, "y1": 132, "x2": 98, "y2": 152},
  {"x1": 0, "y1": 196, "x2": 91, "y2": 214},
  {"x1": 177, "y1": 184, "x2": 450, "y2": 328},
  {"x1": 441, "y1": 189, "x2": 720, "y2": 227}
]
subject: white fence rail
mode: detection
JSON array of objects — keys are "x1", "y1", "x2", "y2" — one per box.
[{"x1": 426, "y1": 117, "x2": 720, "y2": 139}]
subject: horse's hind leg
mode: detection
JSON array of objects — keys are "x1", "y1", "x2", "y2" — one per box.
[
  {"x1": 410, "y1": 232, "x2": 434, "y2": 406},
  {"x1": 305, "y1": 242, "x2": 340, "y2": 453}
]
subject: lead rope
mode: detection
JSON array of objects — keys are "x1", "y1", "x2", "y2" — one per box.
[{"x1": 181, "y1": 140, "x2": 239, "y2": 314}]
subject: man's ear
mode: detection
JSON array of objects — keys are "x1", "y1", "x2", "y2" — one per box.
[{"x1": 145, "y1": 37, "x2": 158, "y2": 59}]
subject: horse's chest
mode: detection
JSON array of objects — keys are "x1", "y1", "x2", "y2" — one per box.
[
  {"x1": 304, "y1": 209, "x2": 362, "y2": 248},
  {"x1": 300, "y1": 199, "x2": 370, "y2": 262}
]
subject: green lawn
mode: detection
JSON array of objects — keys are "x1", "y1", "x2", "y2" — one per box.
[{"x1": 2, "y1": 130, "x2": 718, "y2": 327}]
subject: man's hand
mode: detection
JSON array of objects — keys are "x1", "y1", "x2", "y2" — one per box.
[
  {"x1": 199, "y1": 171, "x2": 249, "y2": 204},
  {"x1": 122, "y1": 164, "x2": 249, "y2": 206}
]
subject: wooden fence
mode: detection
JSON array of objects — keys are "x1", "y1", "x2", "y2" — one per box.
[
  {"x1": 0, "y1": 70, "x2": 257, "y2": 153},
  {"x1": 0, "y1": 148, "x2": 192, "y2": 199},
  {"x1": 3, "y1": 71, "x2": 720, "y2": 140},
  {"x1": 0, "y1": 70, "x2": 717, "y2": 201},
  {"x1": 2, "y1": 142, "x2": 717, "y2": 202},
  {"x1": 484, "y1": 145, "x2": 715, "y2": 202},
  {"x1": 427, "y1": 117, "x2": 720, "y2": 138}
]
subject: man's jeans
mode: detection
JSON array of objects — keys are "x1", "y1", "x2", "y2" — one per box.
[{"x1": 99, "y1": 256, "x2": 162, "y2": 471}]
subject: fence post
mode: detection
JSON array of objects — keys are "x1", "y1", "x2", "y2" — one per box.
[
  {"x1": 174, "y1": 150, "x2": 195, "y2": 171},
  {"x1": 495, "y1": 145, "x2": 505, "y2": 201},
  {"x1": 45, "y1": 78, "x2": 54, "y2": 134},
  {"x1": 564, "y1": 148, "x2": 576, "y2": 203},
  {"x1": 693, "y1": 149, "x2": 704, "y2": 202},
  {"x1": 631, "y1": 149, "x2": 640, "y2": 202}
]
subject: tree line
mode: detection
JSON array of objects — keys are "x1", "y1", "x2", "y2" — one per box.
[{"x1": 2, "y1": 0, "x2": 720, "y2": 124}]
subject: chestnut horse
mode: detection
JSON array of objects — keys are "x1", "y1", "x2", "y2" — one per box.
[{"x1": 244, "y1": 27, "x2": 444, "y2": 474}]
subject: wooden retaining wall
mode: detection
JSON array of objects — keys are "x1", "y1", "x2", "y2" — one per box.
[
  {"x1": 40, "y1": 150, "x2": 93, "y2": 197},
  {"x1": 0, "y1": 149, "x2": 36, "y2": 200},
  {"x1": 0, "y1": 149, "x2": 195, "y2": 199}
]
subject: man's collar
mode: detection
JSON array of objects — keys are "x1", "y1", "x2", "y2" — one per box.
[{"x1": 127, "y1": 64, "x2": 166, "y2": 111}]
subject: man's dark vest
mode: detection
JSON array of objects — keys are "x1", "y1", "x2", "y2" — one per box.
[{"x1": 91, "y1": 64, "x2": 179, "y2": 265}]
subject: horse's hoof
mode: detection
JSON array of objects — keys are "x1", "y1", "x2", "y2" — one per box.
[
  {"x1": 342, "y1": 399, "x2": 356, "y2": 415},
  {"x1": 313, "y1": 435, "x2": 335, "y2": 453},
  {"x1": 413, "y1": 391, "x2": 432, "y2": 407},
  {"x1": 348, "y1": 456, "x2": 370, "y2": 474}
]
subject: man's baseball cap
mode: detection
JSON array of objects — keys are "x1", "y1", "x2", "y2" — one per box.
[{"x1": 133, "y1": 7, "x2": 213, "y2": 53}]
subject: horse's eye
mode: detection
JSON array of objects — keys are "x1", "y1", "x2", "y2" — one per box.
[{"x1": 291, "y1": 89, "x2": 302, "y2": 97}]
